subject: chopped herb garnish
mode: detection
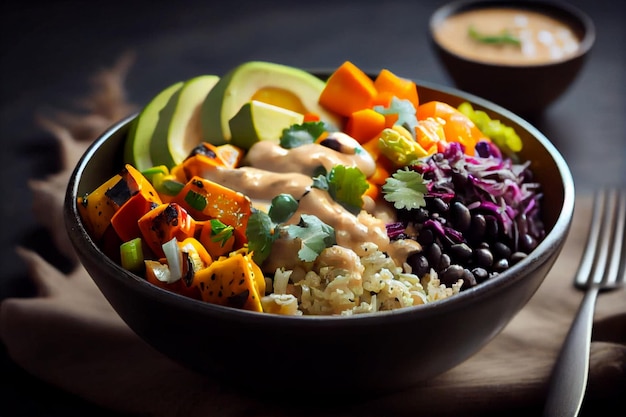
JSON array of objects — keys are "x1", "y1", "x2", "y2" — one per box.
[
  {"x1": 280, "y1": 121, "x2": 328, "y2": 149},
  {"x1": 286, "y1": 214, "x2": 336, "y2": 262},
  {"x1": 312, "y1": 165, "x2": 368, "y2": 215},
  {"x1": 468, "y1": 25, "x2": 521, "y2": 46},
  {"x1": 382, "y1": 168, "x2": 428, "y2": 210},
  {"x1": 374, "y1": 97, "x2": 418, "y2": 135},
  {"x1": 246, "y1": 197, "x2": 336, "y2": 265},
  {"x1": 209, "y1": 219, "x2": 234, "y2": 246}
]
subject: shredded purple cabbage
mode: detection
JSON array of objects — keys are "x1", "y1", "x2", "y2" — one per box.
[{"x1": 405, "y1": 140, "x2": 545, "y2": 252}]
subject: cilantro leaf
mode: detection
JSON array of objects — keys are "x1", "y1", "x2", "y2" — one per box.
[
  {"x1": 311, "y1": 173, "x2": 329, "y2": 191},
  {"x1": 327, "y1": 165, "x2": 369, "y2": 215},
  {"x1": 246, "y1": 211, "x2": 278, "y2": 265},
  {"x1": 374, "y1": 97, "x2": 418, "y2": 135},
  {"x1": 312, "y1": 165, "x2": 368, "y2": 215},
  {"x1": 382, "y1": 168, "x2": 428, "y2": 210},
  {"x1": 280, "y1": 121, "x2": 328, "y2": 149},
  {"x1": 286, "y1": 214, "x2": 336, "y2": 262}
]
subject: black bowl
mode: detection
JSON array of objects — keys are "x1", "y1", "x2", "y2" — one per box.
[
  {"x1": 429, "y1": 0, "x2": 595, "y2": 116},
  {"x1": 64, "y1": 78, "x2": 575, "y2": 400}
]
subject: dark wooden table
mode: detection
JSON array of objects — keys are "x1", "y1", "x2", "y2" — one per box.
[{"x1": 1, "y1": 0, "x2": 624, "y2": 415}]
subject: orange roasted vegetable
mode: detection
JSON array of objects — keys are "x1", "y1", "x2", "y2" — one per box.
[
  {"x1": 181, "y1": 142, "x2": 244, "y2": 180},
  {"x1": 215, "y1": 144, "x2": 244, "y2": 169},
  {"x1": 318, "y1": 61, "x2": 378, "y2": 117},
  {"x1": 144, "y1": 237, "x2": 212, "y2": 300},
  {"x1": 77, "y1": 173, "x2": 123, "y2": 241},
  {"x1": 417, "y1": 101, "x2": 487, "y2": 155},
  {"x1": 373, "y1": 69, "x2": 420, "y2": 110},
  {"x1": 173, "y1": 176, "x2": 253, "y2": 246},
  {"x1": 110, "y1": 165, "x2": 163, "y2": 242},
  {"x1": 197, "y1": 219, "x2": 236, "y2": 258},
  {"x1": 194, "y1": 251, "x2": 265, "y2": 312},
  {"x1": 137, "y1": 203, "x2": 195, "y2": 258},
  {"x1": 345, "y1": 108, "x2": 387, "y2": 144}
]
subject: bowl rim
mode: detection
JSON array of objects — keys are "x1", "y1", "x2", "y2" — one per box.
[
  {"x1": 65, "y1": 77, "x2": 576, "y2": 327},
  {"x1": 428, "y1": 0, "x2": 596, "y2": 69}
]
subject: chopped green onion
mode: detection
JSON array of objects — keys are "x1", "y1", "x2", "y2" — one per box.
[
  {"x1": 162, "y1": 238, "x2": 182, "y2": 283},
  {"x1": 209, "y1": 219, "x2": 234, "y2": 246},
  {"x1": 184, "y1": 190, "x2": 208, "y2": 211},
  {"x1": 152, "y1": 174, "x2": 184, "y2": 196},
  {"x1": 120, "y1": 237, "x2": 144, "y2": 273},
  {"x1": 141, "y1": 165, "x2": 169, "y2": 182}
]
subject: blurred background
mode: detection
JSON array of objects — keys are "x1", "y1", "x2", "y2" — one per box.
[{"x1": 1, "y1": 0, "x2": 624, "y2": 415}]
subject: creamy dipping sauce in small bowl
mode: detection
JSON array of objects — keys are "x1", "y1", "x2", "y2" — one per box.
[
  {"x1": 434, "y1": 7, "x2": 581, "y2": 65},
  {"x1": 429, "y1": 0, "x2": 595, "y2": 115}
]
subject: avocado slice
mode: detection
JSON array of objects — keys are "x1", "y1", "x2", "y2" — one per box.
[
  {"x1": 200, "y1": 61, "x2": 341, "y2": 145},
  {"x1": 124, "y1": 81, "x2": 184, "y2": 171},
  {"x1": 229, "y1": 100, "x2": 304, "y2": 150},
  {"x1": 151, "y1": 75, "x2": 220, "y2": 168}
]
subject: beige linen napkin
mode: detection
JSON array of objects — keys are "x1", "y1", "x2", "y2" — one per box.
[{"x1": 1, "y1": 55, "x2": 624, "y2": 417}]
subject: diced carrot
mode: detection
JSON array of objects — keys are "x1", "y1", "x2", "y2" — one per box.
[
  {"x1": 345, "y1": 108, "x2": 386, "y2": 144},
  {"x1": 318, "y1": 61, "x2": 378, "y2": 117},
  {"x1": 374, "y1": 69, "x2": 419, "y2": 110}
]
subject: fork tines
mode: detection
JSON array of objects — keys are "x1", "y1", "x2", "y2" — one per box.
[{"x1": 574, "y1": 187, "x2": 626, "y2": 289}]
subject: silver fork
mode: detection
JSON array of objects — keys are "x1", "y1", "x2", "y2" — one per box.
[{"x1": 542, "y1": 187, "x2": 626, "y2": 417}]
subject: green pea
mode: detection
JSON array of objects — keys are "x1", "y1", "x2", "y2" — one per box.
[{"x1": 269, "y1": 193, "x2": 299, "y2": 224}]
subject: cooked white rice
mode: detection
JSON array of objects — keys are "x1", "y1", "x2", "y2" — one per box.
[{"x1": 260, "y1": 242, "x2": 463, "y2": 316}]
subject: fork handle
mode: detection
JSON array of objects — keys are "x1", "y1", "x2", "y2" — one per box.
[{"x1": 542, "y1": 286, "x2": 599, "y2": 417}]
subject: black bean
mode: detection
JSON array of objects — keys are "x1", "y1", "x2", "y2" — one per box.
[
  {"x1": 462, "y1": 268, "x2": 477, "y2": 288},
  {"x1": 450, "y1": 201, "x2": 472, "y2": 232},
  {"x1": 415, "y1": 208, "x2": 430, "y2": 223},
  {"x1": 425, "y1": 243, "x2": 442, "y2": 267},
  {"x1": 492, "y1": 241, "x2": 512, "y2": 260},
  {"x1": 417, "y1": 229, "x2": 435, "y2": 246},
  {"x1": 493, "y1": 258, "x2": 509, "y2": 272},
  {"x1": 519, "y1": 233, "x2": 538, "y2": 253},
  {"x1": 474, "y1": 247, "x2": 494, "y2": 268},
  {"x1": 430, "y1": 197, "x2": 449, "y2": 214},
  {"x1": 437, "y1": 253, "x2": 451, "y2": 271},
  {"x1": 467, "y1": 214, "x2": 486, "y2": 242},
  {"x1": 407, "y1": 253, "x2": 430, "y2": 278},
  {"x1": 485, "y1": 215, "x2": 499, "y2": 240},
  {"x1": 511, "y1": 252, "x2": 528, "y2": 265},
  {"x1": 452, "y1": 171, "x2": 469, "y2": 188},
  {"x1": 440, "y1": 265, "x2": 464, "y2": 286},
  {"x1": 449, "y1": 243, "x2": 472, "y2": 262},
  {"x1": 471, "y1": 267, "x2": 489, "y2": 283}
]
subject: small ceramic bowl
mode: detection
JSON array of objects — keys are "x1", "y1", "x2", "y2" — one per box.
[
  {"x1": 429, "y1": 0, "x2": 595, "y2": 115},
  {"x1": 64, "y1": 77, "x2": 574, "y2": 401}
]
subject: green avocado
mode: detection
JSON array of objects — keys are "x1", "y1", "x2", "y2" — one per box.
[
  {"x1": 200, "y1": 61, "x2": 341, "y2": 145},
  {"x1": 124, "y1": 81, "x2": 184, "y2": 171},
  {"x1": 229, "y1": 100, "x2": 304, "y2": 150},
  {"x1": 150, "y1": 75, "x2": 220, "y2": 168}
]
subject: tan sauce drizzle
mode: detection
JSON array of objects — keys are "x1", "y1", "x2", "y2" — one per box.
[
  {"x1": 196, "y1": 162, "x2": 394, "y2": 272},
  {"x1": 245, "y1": 140, "x2": 376, "y2": 178},
  {"x1": 434, "y1": 8, "x2": 580, "y2": 65}
]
